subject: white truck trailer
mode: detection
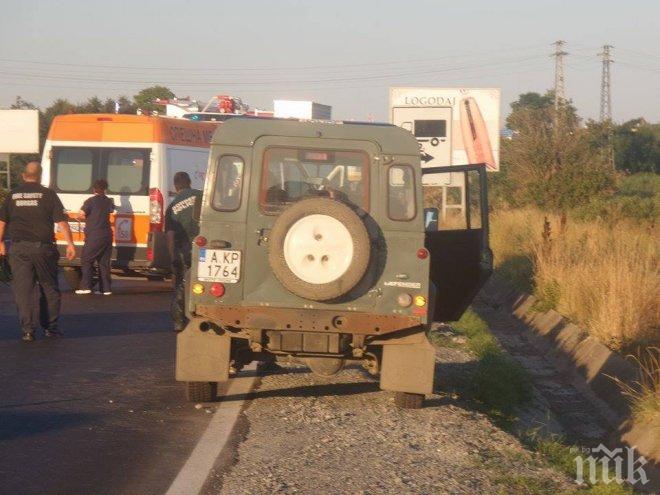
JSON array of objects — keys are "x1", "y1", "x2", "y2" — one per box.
[{"x1": 273, "y1": 100, "x2": 332, "y2": 120}]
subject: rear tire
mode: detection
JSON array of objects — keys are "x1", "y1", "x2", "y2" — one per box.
[
  {"x1": 186, "y1": 381, "x2": 217, "y2": 402},
  {"x1": 268, "y1": 198, "x2": 370, "y2": 301},
  {"x1": 394, "y1": 392, "x2": 424, "y2": 409},
  {"x1": 62, "y1": 267, "x2": 82, "y2": 291}
]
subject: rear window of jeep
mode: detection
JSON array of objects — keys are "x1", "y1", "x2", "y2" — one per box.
[{"x1": 260, "y1": 147, "x2": 369, "y2": 214}]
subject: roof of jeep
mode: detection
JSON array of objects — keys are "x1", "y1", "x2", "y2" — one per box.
[{"x1": 210, "y1": 117, "x2": 420, "y2": 156}]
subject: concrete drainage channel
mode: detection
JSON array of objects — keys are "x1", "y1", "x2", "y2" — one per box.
[{"x1": 476, "y1": 275, "x2": 659, "y2": 490}]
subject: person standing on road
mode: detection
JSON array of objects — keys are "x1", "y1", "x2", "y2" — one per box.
[
  {"x1": 75, "y1": 179, "x2": 115, "y2": 296},
  {"x1": 164, "y1": 172, "x2": 202, "y2": 332},
  {"x1": 0, "y1": 161, "x2": 75, "y2": 341}
]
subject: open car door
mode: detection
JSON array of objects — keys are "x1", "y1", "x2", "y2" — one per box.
[{"x1": 422, "y1": 165, "x2": 493, "y2": 322}]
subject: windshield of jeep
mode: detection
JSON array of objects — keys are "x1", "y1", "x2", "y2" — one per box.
[{"x1": 260, "y1": 147, "x2": 368, "y2": 214}]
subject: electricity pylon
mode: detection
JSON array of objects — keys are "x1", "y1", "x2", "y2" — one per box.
[
  {"x1": 599, "y1": 45, "x2": 614, "y2": 168},
  {"x1": 552, "y1": 40, "x2": 568, "y2": 110}
]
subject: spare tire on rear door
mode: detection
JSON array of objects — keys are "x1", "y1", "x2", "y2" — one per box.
[{"x1": 268, "y1": 197, "x2": 370, "y2": 301}]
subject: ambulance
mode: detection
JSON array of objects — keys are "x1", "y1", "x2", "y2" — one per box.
[{"x1": 40, "y1": 114, "x2": 219, "y2": 288}]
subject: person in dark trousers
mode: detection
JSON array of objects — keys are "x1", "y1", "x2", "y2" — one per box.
[
  {"x1": 75, "y1": 179, "x2": 115, "y2": 295},
  {"x1": 0, "y1": 161, "x2": 76, "y2": 341},
  {"x1": 164, "y1": 172, "x2": 202, "y2": 331}
]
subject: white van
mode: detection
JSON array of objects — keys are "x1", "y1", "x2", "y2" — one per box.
[{"x1": 41, "y1": 113, "x2": 219, "y2": 287}]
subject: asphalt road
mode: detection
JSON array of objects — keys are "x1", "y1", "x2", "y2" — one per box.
[
  {"x1": 0, "y1": 277, "x2": 217, "y2": 495},
  {"x1": 0, "y1": 276, "x2": 615, "y2": 494}
]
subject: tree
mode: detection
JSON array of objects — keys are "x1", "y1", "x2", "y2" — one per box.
[
  {"x1": 613, "y1": 119, "x2": 660, "y2": 173},
  {"x1": 133, "y1": 85, "x2": 175, "y2": 114},
  {"x1": 10, "y1": 96, "x2": 37, "y2": 110},
  {"x1": 76, "y1": 96, "x2": 105, "y2": 113},
  {"x1": 116, "y1": 95, "x2": 137, "y2": 114},
  {"x1": 506, "y1": 91, "x2": 578, "y2": 133},
  {"x1": 494, "y1": 91, "x2": 613, "y2": 214},
  {"x1": 39, "y1": 98, "x2": 76, "y2": 148}
]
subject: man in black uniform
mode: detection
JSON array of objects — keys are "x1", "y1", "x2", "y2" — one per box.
[
  {"x1": 164, "y1": 172, "x2": 202, "y2": 331},
  {"x1": 0, "y1": 162, "x2": 75, "y2": 341}
]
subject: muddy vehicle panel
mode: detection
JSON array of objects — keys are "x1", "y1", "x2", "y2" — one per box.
[{"x1": 176, "y1": 118, "x2": 491, "y2": 408}]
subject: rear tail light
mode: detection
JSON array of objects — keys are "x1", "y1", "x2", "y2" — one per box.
[
  {"x1": 146, "y1": 248, "x2": 153, "y2": 261},
  {"x1": 149, "y1": 188, "x2": 164, "y2": 232},
  {"x1": 210, "y1": 283, "x2": 225, "y2": 298},
  {"x1": 192, "y1": 283, "x2": 205, "y2": 295},
  {"x1": 194, "y1": 236, "x2": 207, "y2": 247},
  {"x1": 414, "y1": 295, "x2": 427, "y2": 307},
  {"x1": 417, "y1": 248, "x2": 429, "y2": 259}
]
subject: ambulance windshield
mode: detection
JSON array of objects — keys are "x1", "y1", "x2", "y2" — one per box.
[{"x1": 51, "y1": 146, "x2": 151, "y2": 195}]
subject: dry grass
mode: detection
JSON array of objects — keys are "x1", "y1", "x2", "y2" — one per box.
[
  {"x1": 610, "y1": 347, "x2": 660, "y2": 430},
  {"x1": 490, "y1": 208, "x2": 659, "y2": 351}
]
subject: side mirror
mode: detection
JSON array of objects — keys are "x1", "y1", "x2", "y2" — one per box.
[{"x1": 424, "y1": 207, "x2": 439, "y2": 231}]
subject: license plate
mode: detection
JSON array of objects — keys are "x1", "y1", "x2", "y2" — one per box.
[{"x1": 197, "y1": 249, "x2": 241, "y2": 283}]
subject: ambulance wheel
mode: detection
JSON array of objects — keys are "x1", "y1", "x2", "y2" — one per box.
[
  {"x1": 268, "y1": 198, "x2": 370, "y2": 301},
  {"x1": 186, "y1": 381, "x2": 217, "y2": 403},
  {"x1": 62, "y1": 267, "x2": 82, "y2": 291},
  {"x1": 394, "y1": 392, "x2": 424, "y2": 409}
]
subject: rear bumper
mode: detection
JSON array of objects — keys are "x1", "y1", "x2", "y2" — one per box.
[{"x1": 194, "y1": 304, "x2": 423, "y2": 336}]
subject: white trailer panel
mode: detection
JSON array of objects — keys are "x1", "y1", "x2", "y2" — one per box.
[
  {"x1": 0, "y1": 109, "x2": 40, "y2": 153},
  {"x1": 389, "y1": 88, "x2": 500, "y2": 174}
]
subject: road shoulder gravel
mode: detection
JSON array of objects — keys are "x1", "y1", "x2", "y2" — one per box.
[{"x1": 207, "y1": 358, "x2": 576, "y2": 495}]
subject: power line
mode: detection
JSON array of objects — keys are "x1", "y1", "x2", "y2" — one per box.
[
  {"x1": 0, "y1": 61, "x2": 550, "y2": 95},
  {"x1": 0, "y1": 55, "x2": 546, "y2": 87},
  {"x1": 0, "y1": 43, "x2": 549, "y2": 73},
  {"x1": 616, "y1": 61, "x2": 660, "y2": 73}
]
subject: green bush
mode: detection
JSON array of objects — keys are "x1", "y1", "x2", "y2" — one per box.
[
  {"x1": 534, "y1": 279, "x2": 561, "y2": 312},
  {"x1": 572, "y1": 173, "x2": 659, "y2": 224},
  {"x1": 472, "y1": 350, "x2": 534, "y2": 417},
  {"x1": 454, "y1": 309, "x2": 499, "y2": 357},
  {"x1": 453, "y1": 310, "x2": 534, "y2": 418},
  {"x1": 617, "y1": 172, "x2": 658, "y2": 198}
]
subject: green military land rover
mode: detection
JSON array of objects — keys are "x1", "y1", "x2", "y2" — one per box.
[{"x1": 176, "y1": 117, "x2": 491, "y2": 408}]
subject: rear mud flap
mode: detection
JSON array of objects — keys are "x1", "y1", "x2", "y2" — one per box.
[
  {"x1": 380, "y1": 333, "x2": 435, "y2": 395},
  {"x1": 175, "y1": 319, "x2": 230, "y2": 383}
]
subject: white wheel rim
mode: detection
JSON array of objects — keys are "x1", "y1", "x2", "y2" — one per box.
[{"x1": 283, "y1": 214, "x2": 354, "y2": 285}]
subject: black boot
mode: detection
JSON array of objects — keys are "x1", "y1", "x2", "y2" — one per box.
[{"x1": 44, "y1": 328, "x2": 63, "y2": 338}]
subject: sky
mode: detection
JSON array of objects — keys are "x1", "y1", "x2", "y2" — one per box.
[{"x1": 1, "y1": 0, "x2": 658, "y2": 125}]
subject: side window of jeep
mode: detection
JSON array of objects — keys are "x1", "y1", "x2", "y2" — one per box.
[
  {"x1": 388, "y1": 165, "x2": 416, "y2": 221},
  {"x1": 212, "y1": 155, "x2": 244, "y2": 212}
]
